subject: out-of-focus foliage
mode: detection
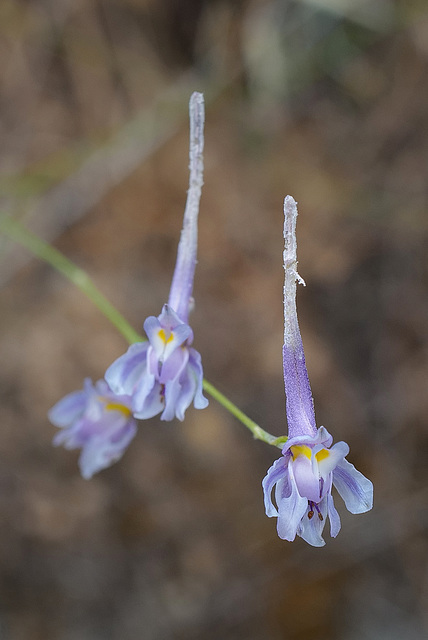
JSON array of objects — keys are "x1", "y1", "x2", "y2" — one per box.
[{"x1": 0, "y1": 1, "x2": 428, "y2": 639}]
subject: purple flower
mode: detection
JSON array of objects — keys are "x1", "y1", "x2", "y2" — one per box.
[
  {"x1": 105, "y1": 304, "x2": 207, "y2": 420},
  {"x1": 105, "y1": 92, "x2": 208, "y2": 421},
  {"x1": 262, "y1": 196, "x2": 373, "y2": 546},
  {"x1": 49, "y1": 379, "x2": 137, "y2": 479}
]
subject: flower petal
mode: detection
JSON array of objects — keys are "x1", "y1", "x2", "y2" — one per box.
[
  {"x1": 105, "y1": 342, "x2": 149, "y2": 396},
  {"x1": 314, "y1": 440, "x2": 349, "y2": 479},
  {"x1": 133, "y1": 380, "x2": 164, "y2": 420},
  {"x1": 52, "y1": 417, "x2": 87, "y2": 449},
  {"x1": 145, "y1": 310, "x2": 192, "y2": 362},
  {"x1": 262, "y1": 457, "x2": 288, "y2": 517},
  {"x1": 292, "y1": 453, "x2": 320, "y2": 503},
  {"x1": 79, "y1": 415, "x2": 137, "y2": 479},
  {"x1": 298, "y1": 498, "x2": 327, "y2": 547},
  {"x1": 164, "y1": 348, "x2": 208, "y2": 421},
  {"x1": 333, "y1": 459, "x2": 373, "y2": 514},
  {"x1": 143, "y1": 315, "x2": 163, "y2": 356},
  {"x1": 159, "y1": 344, "x2": 188, "y2": 384},
  {"x1": 187, "y1": 348, "x2": 208, "y2": 410},
  {"x1": 157, "y1": 304, "x2": 184, "y2": 332},
  {"x1": 276, "y1": 462, "x2": 308, "y2": 541},
  {"x1": 327, "y1": 493, "x2": 341, "y2": 538},
  {"x1": 48, "y1": 389, "x2": 88, "y2": 428},
  {"x1": 163, "y1": 324, "x2": 192, "y2": 361}
]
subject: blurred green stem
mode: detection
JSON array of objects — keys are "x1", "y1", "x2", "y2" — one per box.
[
  {"x1": 0, "y1": 215, "x2": 285, "y2": 449},
  {"x1": 0, "y1": 215, "x2": 142, "y2": 345},
  {"x1": 202, "y1": 379, "x2": 286, "y2": 448}
]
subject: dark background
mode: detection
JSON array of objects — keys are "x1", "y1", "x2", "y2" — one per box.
[{"x1": 0, "y1": 0, "x2": 427, "y2": 638}]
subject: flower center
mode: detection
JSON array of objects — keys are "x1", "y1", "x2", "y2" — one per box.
[
  {"x1": 290, "y1": 444, "x2": 312, "y2": 459},
  {"x1": 158, "y1": 328, "x2": 174, "y2": 345},
  {"x1": 103, "y1": 401, "x2": 132, "y2": 417}
]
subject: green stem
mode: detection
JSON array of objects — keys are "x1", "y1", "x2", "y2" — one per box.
[
  {"x1": 202, "y1": 379, "x2": 285, "y2": 448},
  {"x1": 0, "y1": 216, "x2": 143, "y2": 345},
  {"x1": 0, "y1": 215, "x2": 286, "y2": 449}
]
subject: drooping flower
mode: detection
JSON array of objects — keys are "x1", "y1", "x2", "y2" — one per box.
[
  {"x1": 262, "y1": 196, "x2": 373, "y2": 546},
  {"x1": 105, "y1": 92, "x2": 208, "y2": 421},
  {"x1": 49, "y1": 378, "x2": 137, "y2": 479}
]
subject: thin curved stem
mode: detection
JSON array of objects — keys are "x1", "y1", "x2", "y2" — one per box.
[
  {"x1": 0, "y1": 215, "x2": 142, "y2": 345},
  {"x1": 202, "y1": 380, "x2": 285, "y2": 448}
]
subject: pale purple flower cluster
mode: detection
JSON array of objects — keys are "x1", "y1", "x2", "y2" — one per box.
[
  {"x1": 262, "y1": 197, "x2": 373, "y2": 546},
  {"x1": 49, "y1": 379, "x2": 136, "y2": 479},
  {"x1": 49, "y1": 92, "x2": 208, "y2": 477}
]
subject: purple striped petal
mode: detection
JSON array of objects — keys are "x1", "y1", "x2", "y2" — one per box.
[
  {"x1": 333, "y1": 459, "x2": 373, "y2": 514},
  {"x1": 276, "y1": 462, "x2": 308, "y2": 542},
  {"x1": 327, "y1": 493, "x2": 341, "y2": 538},
  {"x1": 187, "y1": 348, "x2": 208, "y2": 410},
  {"x1": 262, "y1": 457, "x2": 288, "y2": 517},
  {"x1": 298, "y1": 498, "x2": 327, "y2": 547},
  {"x1": 105, "y1": 342, "x2": 149, "y2": 396},
  {"x1": 78, "y1": 414, "x2": 137, "y2": 479},
  {"x1": 48, "y1": 389, "x2": 88, "y2": 428}
]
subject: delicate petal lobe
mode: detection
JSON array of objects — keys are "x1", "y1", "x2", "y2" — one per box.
[{"x1": 333, "y1": 459, "x2": 373, "y2": 514}]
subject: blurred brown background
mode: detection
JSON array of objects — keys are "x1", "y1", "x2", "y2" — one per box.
[{"x1": 0, "y1": 0, "x2": 428, "y2": 638}]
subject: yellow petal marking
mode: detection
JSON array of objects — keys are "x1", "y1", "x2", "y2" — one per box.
[
  {"x1": 158, "y1": 329, "x2": 173, "y2": 344},
  {"x1": 290, "y1": 444, "x2": 312, "y2": 460},
  {"x1": 315, "y1": 448, "x2": 330, "y2": 463},
  {"x1": 104, "y1": 402, "x2": 132, "y2": 417}
]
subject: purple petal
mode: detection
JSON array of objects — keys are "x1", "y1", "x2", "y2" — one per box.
[
  {"x1": 52, "y1": 417, "x2": 87, "y2": 449},
  {"x1": 327, "y1": 493, "x2": 341, "y2": 538},
  {"x1": 157, "y1": 304, "x2": 185, "y2": 332},
  {"x1": 166, "y1": 349, "x2": 207, "y2": 421},
  {"x1": 262, "y1": 457, "x2": 288, "y2": 517},
  {"x1": 163, "y1": 323, "x2": 192, "y2": 361},
  {"x1": 333, "y1": 459, "x2": 373, "y2": 514},
  {"x1": 49, "y1": 389, "x2": 88, "y2": 428},
  {"x1": 105, "y1": 342, "x2": 149, "y2": 396},
  {"x1": 94, "y1": 379, "x2": 110, "y2": 396},
  {"x1": 133, "y1": 380, "x2": 164, "y2": 420},
  {"x1": 314, "y1": 440, "x2": 349, "y2": 479},
  {"x1": 159, "y1": 344, "x2": 189, "y2": 384},
  {"x1": 145, "y1": 309, "x2": 193, "y2": 362},
  {"x1": 298, "y1": 498, "x2": 327, "y2": 547},
  {"x1": 276, "y1": 463, "x2": 308, "y2": 541},
  {"x1": 187, "y1": 348, "x2": 208, "y2": 410},
  {"x1": 275, "y1": 469, "x2": 292, "y2": 508},
  {"x1": 161, "y1": 377, "x2": 184, "y2": 421},
  {"x1": 159, "y1": 348, "x2": 208, "y2": 421},
  {"x1": 53, "y1": 404, "x2": 115, "y2": 449},
  {"x1": 292, "y1": 454, "x2": 320, "y2": 503},
  {"x1": 143, "y1": 315, "x2": 163, "y2": 355},
  {"x1": 79, "y1": 415, "x2": 137, "y2": 479}
]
